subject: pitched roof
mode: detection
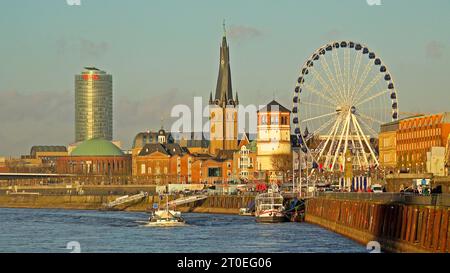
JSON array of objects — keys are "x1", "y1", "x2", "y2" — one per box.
[
  {"x1": 216, "y1": 150, "x2": 235, "y2": 160},
  {"x1": 132, "y1": 130, "x2": 174, "y2": 148},
  {"x1": 31, "y1": 146, "x2": 67, "y2": 157},
  {"x1": 238, "y1": 133, "x2": 250, "y2": 148},
  {"x1": 258, "y1": 100, "x2": 290, "y2": 113},
  {"x1": 138, "y1": 143, "x2": 187, "y2": 156}
]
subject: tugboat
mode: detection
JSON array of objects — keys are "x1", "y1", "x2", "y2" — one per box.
[
  {"x1": 145, "y1": 195, "x2": 185, "y2": 227},
  {"x1": 254, "y1": 187, "x2": 286, "y2": 223}
]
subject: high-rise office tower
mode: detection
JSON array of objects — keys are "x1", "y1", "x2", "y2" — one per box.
[{"x1": 75, "y1": 67, "x2": 113, "y2": 142}]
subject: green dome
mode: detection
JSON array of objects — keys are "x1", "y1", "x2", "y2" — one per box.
[{"x1": 71, "y1": 138, "x2": 124, "y2": 156}]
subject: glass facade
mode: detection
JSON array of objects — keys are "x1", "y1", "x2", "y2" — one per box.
[{"x1": 75, "y1": 67, "x2": 112, "y2": 142}]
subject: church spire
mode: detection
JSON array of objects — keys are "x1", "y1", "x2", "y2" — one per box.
[
  {"x1": 214, "y1": 21, "x2": 233, "y2": 107},
  {"x1": 223, "y1": 19, "x2": 227, "y2": 37}
]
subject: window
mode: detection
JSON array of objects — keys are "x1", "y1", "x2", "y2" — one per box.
[
  {"x1": 271, "y1": 115, "x2": 279, "y2": 125},
  {"x1": 208, "y1": 167, "x2": 221, "y2": 177},
  {"x1": 141, "y1": 164, "x2": 146, "y2": 174},
  {"x1": 261, "y1": 115, "x2": 267, "y2": 125}
]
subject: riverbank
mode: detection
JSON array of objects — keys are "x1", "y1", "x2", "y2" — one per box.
[
  {"x1": 0, "y1": 194, "x2": 253, "y2": 215},
  {"x1": 305, "y1": 197, "x2": 449, "y2": 253}
]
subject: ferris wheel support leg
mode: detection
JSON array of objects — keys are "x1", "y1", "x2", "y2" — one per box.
[
  {"x1": 351, "y1": 116, "x2": 370, "y2": 169},
  {"x1": 331, "y1": 114, "x2": 350, "y2": 171},
  {"x1": 352, "y1": 115, "x2": 379, "y2": 167},
  {"x1": 316, "y1": 117, "x2": 340, "y2": 166},
  {"x1": 341, "y1": 113, "x2": 352, "y2": 172},
  {"x1": 324, "y1": 116, "x2": 343, "y2": 170}
]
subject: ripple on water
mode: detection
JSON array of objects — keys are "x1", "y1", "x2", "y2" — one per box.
[{"x1": 0, "y1": 208, "x2": 367, "y2": 253}]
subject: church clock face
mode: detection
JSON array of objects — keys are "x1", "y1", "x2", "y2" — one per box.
[{"x1": 221, "y1": 59, "x2": 224, "y2": 65}]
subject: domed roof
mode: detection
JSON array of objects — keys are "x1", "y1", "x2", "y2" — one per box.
[{"x1": 70, "y1": 138, "x2": 124, "y2": 156}]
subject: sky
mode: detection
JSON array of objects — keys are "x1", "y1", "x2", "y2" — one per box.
[{"x1": 0, "y1": 0, "x2": 449, "y2": 156}]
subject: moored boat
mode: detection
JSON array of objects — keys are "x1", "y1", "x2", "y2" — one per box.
[{"x1": 254, "y1": 189, "x2": 286, "y2": 223}]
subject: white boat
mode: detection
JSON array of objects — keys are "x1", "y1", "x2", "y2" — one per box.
[
  {"x1": 145, "y1": 195, "x2": 186, "y2": 227},
  {"x1": 146, "y1": 210, "x2": 186, "y2": 227},
  {"x1": 255, "y1": 188, "x2": 286, "y2": 223},
  {"x1": 154, "y1": 210, "x2": 182, "y2": 218}
]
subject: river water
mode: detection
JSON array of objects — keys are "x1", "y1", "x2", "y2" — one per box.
[{"x1": 0, "y1": 208, "x2": 367, "y2": 253}]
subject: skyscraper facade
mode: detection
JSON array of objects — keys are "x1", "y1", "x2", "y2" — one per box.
[{"x1": 75, "y1": 67, "x2": 113, "y2": 142}]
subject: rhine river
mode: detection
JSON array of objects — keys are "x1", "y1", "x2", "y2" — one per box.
[{"x1": 0, "y1": 208, "x2": 367, "y2": 253}]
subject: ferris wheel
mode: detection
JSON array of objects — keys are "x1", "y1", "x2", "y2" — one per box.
[{"x1": 292, "y1": 41, "x2": 399, "y2": 172}]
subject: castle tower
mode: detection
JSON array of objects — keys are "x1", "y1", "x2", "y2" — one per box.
[
  {"x1": 256, "y1": 100, "x2": 292, "y2": 173},
  {"x1": 209, "y1": 22, "x2": 238, "y2": 155}
]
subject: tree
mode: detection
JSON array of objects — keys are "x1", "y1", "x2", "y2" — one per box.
[{"x1": 271, "y1": 154, "x2": 292, "y2": 183}]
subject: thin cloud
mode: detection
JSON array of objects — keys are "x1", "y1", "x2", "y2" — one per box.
[
  {"x1": 227, "y1": 25, "x2": 262, "y2": 42},
  {"x1": 425, "y1": 41, "x2": 445, "y2": 60},
  {"x1": 0, "y1": 89, "x2": 190, "y2": 156},
  {"x1": 322, "y1": 29, "x2": 342, "y2": 41},
  {"x1": 55, "y1": 38, "x2": 110, "y2": 59},
  {"x1": 80, "y1": 39, "x2": 109, "y2": 59}
]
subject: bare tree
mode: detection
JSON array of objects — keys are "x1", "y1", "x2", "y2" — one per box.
[{"x1": 271, "y1": 154, "x2": 292, "y2": 183}]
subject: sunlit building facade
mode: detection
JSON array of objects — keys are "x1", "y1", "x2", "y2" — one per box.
[
  {"x1": 75, "y1": 67, "x2": 113, "y2": 142},
  {"x1": 379, "y1": 113, "x2": 450, "y2": 174}
]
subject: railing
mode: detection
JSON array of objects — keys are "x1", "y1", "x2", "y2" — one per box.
[
  {"x1": 315, "y1": 192, "x2": 450, "y2": 207},
  {"x1": 168, "y1": 195, "x2": 208, "y2": 207},
  {"x1": 103, "y1": 192, "x2": 148, "y2": 209}
]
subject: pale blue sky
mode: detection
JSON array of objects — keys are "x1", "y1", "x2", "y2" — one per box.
[{"x1": 0, "y1": 0, "x2": 449, "y2": 155}]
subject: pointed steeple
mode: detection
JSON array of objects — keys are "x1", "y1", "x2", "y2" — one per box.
[
  {"x1": 209, "y1": 91, "x2": 213, "y2": 105},
  {"x1": 214, "y1": 20, "x2": 233, "y2": 107},
  {"x1": 235, "y1": 91, "x2": 239, "y2": 105}
]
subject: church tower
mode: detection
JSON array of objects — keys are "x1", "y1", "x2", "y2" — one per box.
[{"x1": 209, "y1": 22, "x2": 239, "y2": 155}]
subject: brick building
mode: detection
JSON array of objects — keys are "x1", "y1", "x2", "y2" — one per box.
[{"x1": 379, "y1": 113, "x2": 450, "y2": 174}]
